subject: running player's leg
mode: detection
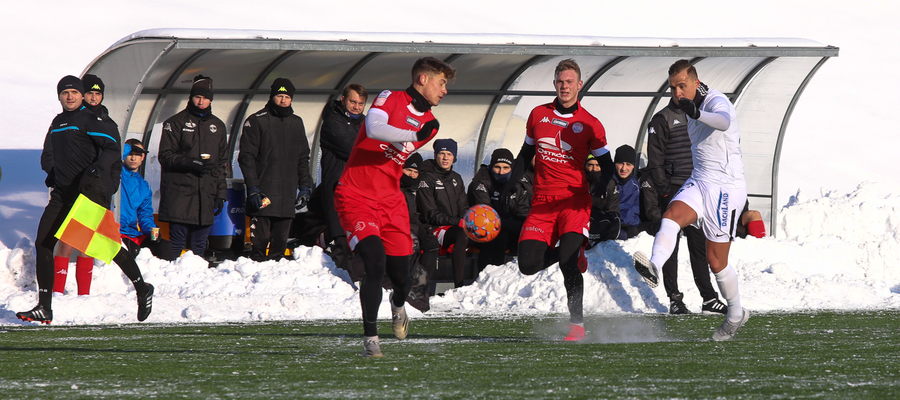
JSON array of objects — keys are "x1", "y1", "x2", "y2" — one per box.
[
  {"x1": 517, "y1": 240, "x2": 558, "y2": 275},
  {"x1": 355, "y1": 235, "x2": 387, "y2": 337},
  {"x1": 385, "y1": 255, "x2": 411, "y2": 307},
  {"x1": 558, "y1": 232, "x2": 585, "y2": 324}
]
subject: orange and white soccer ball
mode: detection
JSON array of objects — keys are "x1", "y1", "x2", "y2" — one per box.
[{"x1": 463, "y1": 204, "x2": 501, "y2": 243}]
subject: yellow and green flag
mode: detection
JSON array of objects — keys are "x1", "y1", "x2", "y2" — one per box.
[{"x1": 54, "y1": 194, "x2": 122, "y2": 265}]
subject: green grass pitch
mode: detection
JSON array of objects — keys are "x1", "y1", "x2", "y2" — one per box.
[{"x1": 1, "y1": 310, "x2": 899, "y2": 399}]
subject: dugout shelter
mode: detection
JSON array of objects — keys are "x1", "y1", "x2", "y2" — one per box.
[{"x1": 83, "y1": 29, "x2": 838, "y2": 237}]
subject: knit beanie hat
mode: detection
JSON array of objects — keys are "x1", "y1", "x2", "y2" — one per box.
[
  {"x1": 190, "y1": 75, "x2": 214, "y2": 100},
  {"x1": 404, "y1": 153, "x2": 424, "y2": 170},
  {"x1": 57, "y1": 75, "x2": 84, "y2": 95},
  {"x1": 614, "y1": 144, "x2": 636, "y2": 165},
  {"x1": 270, "y1": 78, "x2": 295, "y2": 99},
  {"x1": 433, "y1": 138, "x2": 458, "y2": 161},
  {"x1": 490, "y1": 148, "x2": 514, "y2": 167},
  {"x1": 82, "y1": 74, "x2": 105, "y2": 94}
]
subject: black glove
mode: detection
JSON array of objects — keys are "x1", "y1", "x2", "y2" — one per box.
[
  {"x1": 213, "y1": 198, "x2": 225, "y2": 216},
  {"x1": 677, "y1": 98, "x2": 701, "y2": 120},
  {"x1": 295, "y1": 186, "x2": 311, "y2": 213},
  {"x1": 247, "y1": 186, "x2": 265, "y2": 212},
  {"x1": 416, "y1": 119, "x2": 440, "y2": 142},
  {"x1": 188, "y1": 158, "x2": 214, "y2": 175},
  {"x1": 79, "y1": 165, "x2": 106, "y2": 204}
]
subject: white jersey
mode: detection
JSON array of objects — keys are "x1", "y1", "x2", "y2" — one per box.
[{"x1": 688, "y1": 88, "x2": 746, "y2": 188}]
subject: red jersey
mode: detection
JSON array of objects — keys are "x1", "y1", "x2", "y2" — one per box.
[
  {"x1": 526, "y1": 101, "x2": 607, "y2": 195},
  {"x1": 338, "y1": 89, "x2": 437, "y2": 198}
]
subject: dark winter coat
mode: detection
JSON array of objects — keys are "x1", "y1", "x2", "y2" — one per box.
[
  {"x1": 238, "y1": 102, "x2": 313, "y2": 218},
  {"x1": 158, "y1": 106, "x2": 228, "y2": 226},
  {"x1": 84, "y1": 103, "x2": 123, "y2": 194},
  {"x1": 416, "y1": 159, "x2": 467, "y2": 228},
  {"x1": 505, "y1": 168, "x2": 534, "y2": 222},
  {"x1": 40, "y1": 106, "x2": 120, "y2": 208},
  {"x1": 646, "y1": 100, "x2": 694, "y2": 198},
  {"x1": 589, "y1": 172, "x2": 619, "y2": 222},
  {"x1": 318, "y1": 100, "x2": 364, "y2": 239},
  {"x1": 467, "y1": 164, "x2": 508, "y2": 216},
  {"x1": 401, "y1": 174, "x2": 422, "y2": 235}
]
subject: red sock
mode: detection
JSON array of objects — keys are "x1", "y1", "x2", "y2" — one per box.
[
  {"x1": 747, "y1": 220, "x2": 766, "y2": 238},
  {"x1": 75, "y1": 257, "x2": 94, "y2": 296},
  {"x1": 53, "y1": 256, "x2": 69, "y2": 294}
]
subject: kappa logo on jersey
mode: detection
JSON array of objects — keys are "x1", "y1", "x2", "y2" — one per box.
[
  {"x1": 209, "y1": 125, "x2": 218, "y2": 133},
  {"x1": 244, "y1": 120, "x2": 251, "y2": 127},
  {"x1": 540, "y1": 117, "x2": 551, "y2": 123},
  {"x1": 374, "y1": 90, "x2": 391, "y2": 107},
  {"x1": 673, "y1": 118, "x2": 682, "y2": 125},
  {"x1": 164, "y1": 123, "x2": 172, "y2": 132},
  {"x1": 406, "y1": 116, "x2": 421, "y2": 129},
  {"x1": 649, "y1": 127, "x2": 656, "y2": 135},
  {"x1": 551, "y1": 118, "x2": 568, "y2": 128},
  {"x1": 641, "y1": 181, "x2": 651, "y2": 189},
  {"x1": 418, "y1": 181, "x2": 429, "y2": 189},
  {"x1": 476, "y1": 183, "x2": 487, "y2": 192}
]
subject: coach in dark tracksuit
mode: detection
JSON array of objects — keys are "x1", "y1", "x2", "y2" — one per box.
[
  {"x1": 317, "y1": 84, "x2": 367, "y2": 271},
  {"x1": 646, "y1": 100, "x2": 726, "y2": 315},
  {"x1": 239, "y1": 78, "x2": 313, "y2": 261},
  {"x1": 18, "y1": 76, "x2": 153, "y2": 324},
  {"x1": 417, "y1": 139, "x2": 471, "y2": 288},
  {"x1": 158, "y1": 75, "x2": 228, "y2": 259}
]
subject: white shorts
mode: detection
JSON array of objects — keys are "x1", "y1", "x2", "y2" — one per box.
[{"x1": 672, "y1": 178, "x2": 747, "y2": 243}]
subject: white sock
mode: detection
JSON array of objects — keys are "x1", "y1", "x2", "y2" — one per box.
[
  {"x1": 650, "y1": 218, "x2": 680, "y2": 268},
  {"x1": 714, "y1": 265, "x2": 743, "y2": 322}
]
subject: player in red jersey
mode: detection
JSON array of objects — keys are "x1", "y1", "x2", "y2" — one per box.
[
  {"x1": 334, "y1": 57, "x2": 455, "y2": 357},
  {"x1": 513, "y1": 59, "x2": 611, "y2": 341}
]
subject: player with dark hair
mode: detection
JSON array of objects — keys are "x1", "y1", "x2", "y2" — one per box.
[
  {"x1": 334, "y1": 56, "x2": 455, "y2": 357},
  {"x1": 511, "y1": 59, "x2": 610, "y2": 341},
  {"x1": 633, "y1": 59, "x2": 750, "y2": 341}
]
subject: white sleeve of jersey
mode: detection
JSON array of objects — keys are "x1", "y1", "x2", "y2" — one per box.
[
  {"x1": 697, "y1": 96, "x2": 732, "y2": 131},
  {"x1": 591, "y1": 146, "x2": 610, "y2": 157},
  {"x1": 365, "y1": 108, "x2": 418, "y2": 143}
]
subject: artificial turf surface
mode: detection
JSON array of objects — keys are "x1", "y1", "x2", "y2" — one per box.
[{"x1": 1, "y1": 310, "x2": 899, "y2": 399}]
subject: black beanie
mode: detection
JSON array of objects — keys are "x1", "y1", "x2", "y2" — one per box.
[
  {"x1": 82, "y1": 74, "x2": 104, "y2": 94},
  {"x1": 404, "y1": 153, "x2": 423, "y2": 170},
  {"x1": 490, "y1": 148, "x2": 514, "y2": 167},
  {"x1": 433, "y1": 138, "x2": 458, "y2": 161},
  {"x1": 270, "y1": 78, "x2": 295, "y2": 99},
  {"x1": 614, "y1": 144, "x2": 636, "y2": 165},
  {"x1": 190, "y1": 75, "x2": 214, "y2": 100},
  {"x1": 57, "y1": 75, "x2": 84, "y2": 95}
]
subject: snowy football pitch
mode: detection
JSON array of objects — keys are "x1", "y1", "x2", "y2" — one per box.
[{"x1": 2, "y1": 310, "x2": 898, "y2": 398}]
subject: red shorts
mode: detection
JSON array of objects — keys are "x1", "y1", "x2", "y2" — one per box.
[
  {"x1": 334, "y1": 184, "x2": 413, "y2": 256},
  {"x1": 519, "y1": 192, "x2": 591, "y2": 245}
]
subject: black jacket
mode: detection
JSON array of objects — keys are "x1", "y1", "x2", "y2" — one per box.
[
  {"x1": 318, "y1": 100, "x2": 364, "y2": 238},
  {"x1": 158, "y1": 106, "x2": 228, "y2": 225},
  {"x1": 467, "y1": 164, "x2": 509, "y2": 216},
  {"x1": 416, "y1": 159, "x2": 467, "y2": 228},
  {"x1": 41, "y1": 106, "x2": 120, "y2": 207},
  {"x1": 238, "y1": 102, "x2": 313, "y2": 218},
  {"x1": 505, "y1": 168, "x2": 533, "y2": 222},
  {"x1": 646, "y1": 100, "x2": 694, "y2": 197},
  {"x1": 401, "y1": 174, "x2": 422, "y2": 235},
  {"x1": 84, "y1": 104, "x2": 123, "y2": 195},
  {"x1": 589, "y1": 172, "x2": 619, "y2": 222}
]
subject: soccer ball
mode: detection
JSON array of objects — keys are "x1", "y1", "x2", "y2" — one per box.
[{"x1": 463, "y1": 204, "x2": 501, "y2": 243}]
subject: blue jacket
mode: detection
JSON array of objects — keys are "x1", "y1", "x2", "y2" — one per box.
[
  {"x1": 120, "y1": 167, "x2": 157, "y2": 238},
  {"x1": 616, "y1": 173, "x2": 642, "y2": 226}
]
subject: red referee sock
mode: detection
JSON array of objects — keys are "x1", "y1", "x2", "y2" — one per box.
[
  {"x1": 52, "y1": 256, "x2": 69, "y2": 294},
  {"x1": 75, "y1": 256, "x2": 94, "y2": 296},
  {"x1": 747, "y1": 220, "x2": 766, "y2": 238}
]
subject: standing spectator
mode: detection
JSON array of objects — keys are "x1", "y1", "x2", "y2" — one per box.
[
  {"x1": 318, "y1": 84, "x2": 367, "y2": 273},
  {"x1": 158, "y1": 75, "x2": 228, "y2": 261},
  {"x1": 633, "y1": 60, "x2": 750, "y2": 340},
  {"x1": 120, "y1": 139, "x2": 174, "y2": 261},
  {"x1": 468, "y1": 148, "x2": 518, "y2": 270},
  {"x1": 646, "y1": 93, "x2": 727, "y2": 315},
  {"x1": 239, "y1": 78, "x2": 313, "y2": 262},
  {"x1": 585, "y1": 155, "x2": 620, "y2": 247},
  {"x1": 51, "y1": 74, "x2": 121, "y2": 295},
  {"x1": 511, "y1": 59, "x2": 610, "y2": 341},
  {"x1": 417, "y1": 138, "x2": 471, "y2": 289},
  {"x1": 333, "y1": 57, "x2": 454, "y2": 357},
  {"x1": 18, "y1": 75, "x2": 153, "y2": 323}
]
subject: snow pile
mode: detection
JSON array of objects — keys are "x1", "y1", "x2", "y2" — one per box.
[{"x1": 2, "y1": 182, "x2": 899, "y2": 326}]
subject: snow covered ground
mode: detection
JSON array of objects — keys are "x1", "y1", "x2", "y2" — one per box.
[{"x1": 2, "y1": 181, "x2": 897, "y2": 325}]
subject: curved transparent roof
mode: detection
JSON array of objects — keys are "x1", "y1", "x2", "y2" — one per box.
[{"x1": 83, "y1": 29, "x2": 838, "y2": 235}]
